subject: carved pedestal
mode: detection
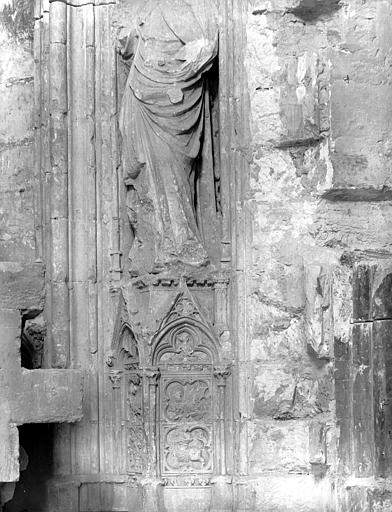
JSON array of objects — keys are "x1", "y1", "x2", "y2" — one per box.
[{"x1": 107, "y1": 273, "x2": 232, "y2": 512}]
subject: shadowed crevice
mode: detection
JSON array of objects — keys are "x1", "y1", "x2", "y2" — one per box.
[
  {"x1": 287, "y1": 0, "x2": 342, "y2": 22},
  {"x1": 322, "y1": 186, "x2": 392, "y2": 202}
]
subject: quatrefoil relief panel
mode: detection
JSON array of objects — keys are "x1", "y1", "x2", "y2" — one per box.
[
  {"x1": 162, "y1": 425, "x2": 213, "y2": 474},
  {"x1": 157, "y1": 324, "x2": 216, "y2": 476},
  {"x1": 163, "y1": 379, "x2": 212, "y2": 423},
  {"x1": 159, "y1": 373, "x2": 214, "y2": 475}
]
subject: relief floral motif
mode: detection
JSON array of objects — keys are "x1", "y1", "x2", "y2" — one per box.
[{"x1": 127, "y1": 424, "x2": 147, "y2": 474}]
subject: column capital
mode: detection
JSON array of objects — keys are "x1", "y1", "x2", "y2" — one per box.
[
  {"x1": 109, "y1": 370, "x2": 123, "y2": 389},
  {"x1": 213, "y1": 365, "x2": 231, "y2": 386},
  {"x1": 142, "y1": 367, "x2": 161, "y2": 384}
]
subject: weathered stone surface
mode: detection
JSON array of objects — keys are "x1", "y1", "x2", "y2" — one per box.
[
  {"x1": 246, "y1": 474, "x2": 333, "y2": 512},
  {"x1": 0, "y1": 3, "x2": 36, "y2": 263},
  {"x1": 313, "y1": 201, "x2": 392, "y2": 253},
  {"x1": 2, "y1": 370, "x2": 83, "y2": 425},
  {"x1": 371, "y1": 263, "x2": 392, "y2": 320},
  {"x1": 304, "y1": 264, "x2": 333, "y2": 359},
  {"x1": 345, "y1": 483, "x2": 392, "y2": 512},
  {"x1": 328, "y1": 1, "x2": 392, "y2": 193},
  {"x1": 353, "y1": 263, "x2": 374, "y2": 322},
  {"x1": 253, "y1": 364, "x2": 331, "y2": 420},
  {"x1": 249, "y1": 420, "x2": 310, "y2": 473},
  {"x1": 373, "y1": 320, "x2": 392, "y2": 478},
  {"x1": 288, "y1": 0, "x2": 342, "y2": 22},
  {"x1": 334, "y1": 334, "x2": 352, "y2": 476},
  {"x1": 352, "y1": 323, "x2": 374, "y2": 477},
  {"x1": 0, "y1": 262, "x2": 44, "y2": 311},
  {"x1": 1, "y1": 0, "x2": 34, "y2": 42},
  {"x1": 245, "y1": 0, "x2": 392, "y2": 510}
]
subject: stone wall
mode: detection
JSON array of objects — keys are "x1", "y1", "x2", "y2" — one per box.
[
  {"x1": 1, "y1": 2, "x2": 52, "y2": 509},
  {"x1": 0, "y1": 0, "x2": 44, "y2": 315},
  {"x1": 0, "y1": 0, "x2": 36, "y2": 262},
  {"x1": 245, "y1": 1, "x2": 392, "y2": 510},
  {"x1": 2, "y1": 0, "x2": 392, "y2": 511}
]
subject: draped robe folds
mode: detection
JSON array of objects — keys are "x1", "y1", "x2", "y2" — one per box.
[{"x1": 119, "y1": 0, "x2": 219, "y2": 273}]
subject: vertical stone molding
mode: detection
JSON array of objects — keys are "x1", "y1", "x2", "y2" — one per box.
[
  {"x1": 143, "y1": 367, "x2": 160, "y2": 478},
  {"x1": 35, "y1": 0, "x2": 121, "y2": 507},
  {"x1": 214, "y1": 366, "x2": 231, "y2": 476}
]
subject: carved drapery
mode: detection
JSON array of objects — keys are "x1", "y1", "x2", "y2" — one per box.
[{"x1": 118, "y1": 0, "x2": 221, "y2": 273}]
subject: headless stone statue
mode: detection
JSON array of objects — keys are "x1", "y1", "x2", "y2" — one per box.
[{"x1": 119, "y1": 0, "x2": 218, "y2": 274}]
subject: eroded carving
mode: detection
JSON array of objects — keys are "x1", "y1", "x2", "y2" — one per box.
[
  {"x1": 305, "y1": 265, "x2": 332, "y2": 360},
  {"x1": 128, "y1": 374, "x2": 143, "y2": 418},
  {"x1": 109, "y1": 370, "x2": 123, "y2": 389},
  {"x1": 21, "y1": 313, "x2": 46, "y2": 369},
  {"x1": 127, "y1": 373, "x2": 146, "y2": 474},
  {"x1": 161, "y1": 476, "x2": 212, "y2": 487},
  {"x1": 213, "y1": 366, "x2": 231, "y2": 386}
]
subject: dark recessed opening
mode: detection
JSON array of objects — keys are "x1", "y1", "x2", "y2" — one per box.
[{"x1": 4, "y1": 424, "x2": 54, "y2": 512}]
